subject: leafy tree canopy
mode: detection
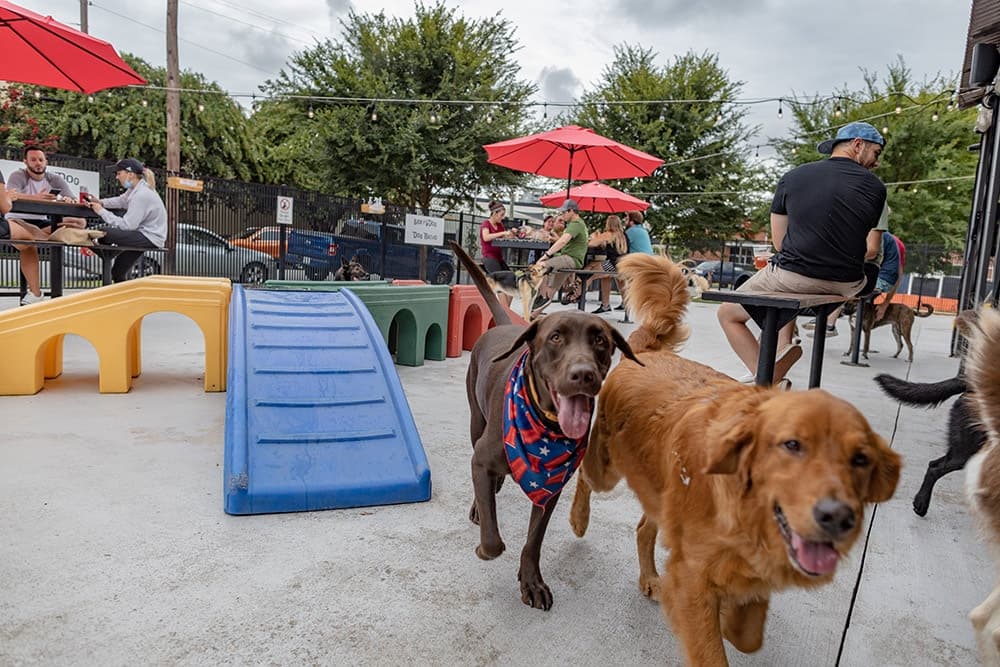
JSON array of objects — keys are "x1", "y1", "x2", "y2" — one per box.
[
  {"x1": 251, "y1": 1, "x2": 537, "y2": 212},
  {"x1": 566, "y1": 46, "x2": 772, "y2": 251}
]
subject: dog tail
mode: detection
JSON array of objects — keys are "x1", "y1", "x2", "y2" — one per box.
[
  {"x1": 448, "y1": 241, "x2": 511, "y2": 328},
  {"x1": 914, "y1": 303, "x2": 934, "y2": 318},
  {"x1": 874, "y1": 373, "x2": 967, "y2": 407},
  {"x1": 616, "y1": 253, "x2": 690, "y2": 353},
  {"x1": 968, "y1": 308, "x2": 1000, "y2": 440}
]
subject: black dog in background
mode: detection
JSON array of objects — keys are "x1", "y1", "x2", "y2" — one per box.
[{"x1": 875, "y1": 373, "x2": 986, "y2": 517}]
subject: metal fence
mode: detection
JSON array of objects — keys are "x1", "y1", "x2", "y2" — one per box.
[{"x1": 1, "y1": 147, "x2": 491, "y2": 290}]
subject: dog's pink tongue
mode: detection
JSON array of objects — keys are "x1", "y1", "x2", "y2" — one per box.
[
  {"x1": 791, "y1": 533, "x2": 840, "y2": 575},
  {"x1": 555, "y1": 394, "x2": 591, "y2": 439}
]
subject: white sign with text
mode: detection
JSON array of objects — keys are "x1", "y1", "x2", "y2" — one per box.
[
  {"x1": 1, "y1": 159, "x2": 101, "y2": 197},
  {"x1": 276, "y1": 195, "x2": 294, "y2": 226},
  {"x1": 404, "y1": 213, "x2": 444, "y2": 246}
]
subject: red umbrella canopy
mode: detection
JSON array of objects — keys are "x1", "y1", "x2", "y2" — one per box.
[
  {"x1": 0, "y1": 0, "x2": 146, "y2": 93},
  {"x1": 539, "y1": 181, "x2": 650, "y2": 213},
  {"x1": 483, "y1": 125, "x2": 663, "y2": 187}
]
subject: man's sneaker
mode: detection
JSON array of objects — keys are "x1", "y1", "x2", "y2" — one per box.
[
  {"x1": 773, "y1": 344, "x2": 803, "y2": 382},
  {"x1": 20, "y1": 292, "x2": 49, "y2": 306}
]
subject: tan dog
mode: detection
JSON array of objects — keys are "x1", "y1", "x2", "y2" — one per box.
[
  {"x1": 680, "y1": 266, "x2": 709, "y2": 299},
  {"x1": 843, "y1": 299, "x2": 934, "y2": 362},
  {"x1": 569, "y1": 254, "x2": 900, "y2": 666},
  {"x1": 964, "y1": 308, "x2": 1000, "y2": 663},
  {"x1": 47, "y1": 227, "x2": 106, "y2": 246},
  {"x1": 483, "y1": 263, "x2": 550, "y2": 322}
]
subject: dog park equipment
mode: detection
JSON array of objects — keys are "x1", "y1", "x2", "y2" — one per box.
[
  {"x1": 446, "y1": 284, "x2": 529, "y2": 358},
  {"x1": 0, "y1": 275, "x2": 231, "y2": 395},
  {"x1": 264, "y1": 280, "x2": 449, "y2": 366},
  {"x1": 224, "y1": 286, "x2": 431, "y2": 514}
]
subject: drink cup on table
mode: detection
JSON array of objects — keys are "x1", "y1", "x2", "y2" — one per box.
[{"x1": 79, "y1": 186, "x2": 90, "y2": 203}]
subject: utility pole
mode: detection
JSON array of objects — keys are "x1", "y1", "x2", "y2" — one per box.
[
  {"x1": 165, "y1": 0, "x2": 180, "y2": 272},
  {"x1": 79, "y1": 0, "x2": 88, "y2": 33}
]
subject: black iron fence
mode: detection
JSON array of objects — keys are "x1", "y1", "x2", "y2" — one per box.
[{"x1": 1, "y1": 147, "x2": 490, "y2": 291}]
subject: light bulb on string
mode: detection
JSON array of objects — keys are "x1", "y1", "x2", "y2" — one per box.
[
  {"x1": 777, "y1": 99, "x2": 783, "y2": 119},
  {"x1": 882, "y1": 126, "x2": 889, "y2": 135},
  {"x1": 485, "y1": 111, "x2": 493, "y2": 124},
  {"x1": 658, "y1": 110, "x2": 666, "y2": 122},
  {"x1": 947, "y1": 184, "x2": 953, "y2": 191},
  {"x1": 690, "y1": 165, "x2": 696, "y2": 174},
  {"x1": 543, "y1": 103, "x2": 548, "y2": 120},
  {"x1": 370, "y1": 106, "x2": 378, "y2": 121},
  {"x1": 895, "y1": 104, "x2": 902, "y2": 114},
  {"x1": 197, "y1": 102, "x2": 204, "y2": 112},
  {"x1": 87, "y1": 96, "x2": 93, "y2": 103},
  {"x1": 307, "y1": 106, "x2": 314, "y2": 119},
  {"x1": 721, "y1": 161, "x2": 726, "y2": 169},
  {"x1": 141, "y1": 99, "x2": 148, "y2": 107},
  {"x1": 835, "y1": 102, "x2": 843, "y2": 117},
  {"x1": 791, "y1": 146, "x2": 797, "y2": 154},
  {"x1": 429, "y1": 110, "x2": 439, "y2": 124},
  {"x1": 932, "y1": 109, "x2": 939, "y2": 121}
]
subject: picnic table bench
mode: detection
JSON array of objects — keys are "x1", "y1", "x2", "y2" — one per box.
[
  {"x1": 552, "y1": 267, "x2": 631, "y2": 322},
  {"x1": 0, "y1": 239, "x2": 165, "y2": 299},
  {"x1": 700, "y1": 290, "x2": 848, "y2": 388}
]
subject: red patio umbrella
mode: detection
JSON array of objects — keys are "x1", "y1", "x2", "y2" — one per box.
[
  {"x1": 539, "y1": 181, "x2": 650, "y2": 213},
  {"x1": 484, "y1": 125, "x2": 663, "y2": 196},
  {"x1": 0, "y1": 0, "x2": 146, "y2": 93}
]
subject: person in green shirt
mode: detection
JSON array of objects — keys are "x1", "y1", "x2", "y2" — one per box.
[{"x1": 532, "y1": 199, "x2": 589, "y2": 315}]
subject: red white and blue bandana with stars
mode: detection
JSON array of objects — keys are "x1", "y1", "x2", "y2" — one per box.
[{"x1": 502, "y1": 349, "x2": 591, "y2": 507}]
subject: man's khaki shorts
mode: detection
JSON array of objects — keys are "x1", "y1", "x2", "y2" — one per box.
[
  {"x1": 738, "y1": 263, "x2": 865, "y2": 298},
  {"x1": 545, "y1": 254, "x2": 578, "y2": 290}
]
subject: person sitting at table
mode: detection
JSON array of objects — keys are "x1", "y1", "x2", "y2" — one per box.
[
  {"x1": 86, "y1": 158, "x2": 166, "y2": 283},
  {"x1": 480, "y1": 200, "x2": 514, "y2": 306},
  {"x1": 2, "y1": 164, "x2": 86, "y2": 306},
  {"x1": 531, "y1": 200, "x2": 589, "y2": 315},
  {"x1": 583, "y1": 214, "x2": 628, "y2": 314},
  {"x1": 5, "y1": 146, "x2": 88, "y2": 229},
  {"x1": 716, "y1": 121, "x2": 887, "y2": 384}
]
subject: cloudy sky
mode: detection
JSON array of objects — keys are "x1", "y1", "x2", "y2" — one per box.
[{"x1": 22, "y1": 0, "x2": 972, "y2": 159}]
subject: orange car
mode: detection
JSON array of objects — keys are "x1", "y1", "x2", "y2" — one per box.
[{"x1": 229, "y1": 226, "x2": 287, "y2": 260}]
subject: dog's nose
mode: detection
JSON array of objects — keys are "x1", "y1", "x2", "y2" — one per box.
[
  {"x1": 567, "y1": 363, "x2": 597, "y2": 388},
  {"x1": 813, "y1": 498, "x2": 856, "y2": 539}
]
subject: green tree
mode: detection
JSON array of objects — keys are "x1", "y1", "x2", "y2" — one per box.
[
  {"x1": 5, "y1": 55, "x2": 263, "y2": 181},
  {"x1": 773, "y1": 57, "x2": 975, "y2": 265},
  {"x1": 566, "y1": 47, "x2": 772, "y2": 251},
  {"x1": 251, "y1": 1, "x2": 536, "y2": 212}
]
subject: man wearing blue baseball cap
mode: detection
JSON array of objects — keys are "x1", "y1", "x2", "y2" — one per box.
[{"x1": 717, "y1": 121, "x2": 887, "y2": 384}]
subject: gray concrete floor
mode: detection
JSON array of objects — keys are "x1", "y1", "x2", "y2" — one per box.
[{"x1": 0, "y1": 291, "x2": 989, "y2": 666}]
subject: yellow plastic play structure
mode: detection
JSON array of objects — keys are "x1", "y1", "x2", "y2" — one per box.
[{"x1": 0, "y1": 276, "x2": 232, "y2": 395}]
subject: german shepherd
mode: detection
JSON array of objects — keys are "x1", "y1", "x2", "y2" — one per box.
[
  {"x1": 484, "y1": 264, "x2": 550, "y2": 322},
  {"x1": 333, "y1": 255, "x2": 370, "y2": 281},
  {"x1": 843, "y1": 300, "x2": 934, "y2": 362}
]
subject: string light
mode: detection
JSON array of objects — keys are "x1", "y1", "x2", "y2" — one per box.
[
  {"x1": 429, "y1": 110, "x2": 439, "y2": 124},
  {"x1": 777, "y1": 98, "x2": 783, "y2": 119},
  {"x1": 932, "y1": 108, "x2": 939, "y2": 121},
  {"x1": 141, "y1": 99, "x2": 148, "y2": 107},
  {"x1": 543, "y1": 103, "x2": 547, "y2": 119},
  {"x1": 197, "y1": 102, "x2": 205, "y2": 112},
  {"x1": 370, "y1": 106, "x2": 378, "y2": 121},
  {"x1": 835, "y1": 101, "x2": 844, "y2": 117},
  {"x1": 307, "y1": 106, "x2": 314, "y2": 119}
]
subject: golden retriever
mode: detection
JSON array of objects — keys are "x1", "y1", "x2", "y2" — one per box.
[
  {"x1": 569, "y1": 254, "x2": 901, "y2": 666},
  {"x1": 964, "y1": 307, "x2": 1000, "y2": 663}
]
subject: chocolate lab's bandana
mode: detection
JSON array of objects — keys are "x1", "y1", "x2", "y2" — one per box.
[{"x1": 502, "y1": 349, "x2": 590, "y2": 507}]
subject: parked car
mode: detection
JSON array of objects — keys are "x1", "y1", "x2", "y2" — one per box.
[
  {"x1": 287, "y1": 220, "x2": 455, "y2": 283},
  {"x1": 64, "y1": 223, "x2": 276, "y2": 284},
  {"x1": 229, "y1": 225, "x2": 288, "y2": 260},
  {"x1": 693, "y1": 260, "x2": 755, "y2": 289}
]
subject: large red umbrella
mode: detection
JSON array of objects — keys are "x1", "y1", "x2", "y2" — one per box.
[
  {"x1": 539, "y1": 180, "x2": 650, "y2": 213},
  {"x1": 0, "y1": 0, "x2": 146, "y2": 93},
  {"x1": 484, "y1": 125, "x2": 663, "y2": 195}
]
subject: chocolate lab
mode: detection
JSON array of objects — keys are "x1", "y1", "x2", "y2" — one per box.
[
  {"x1": 843, "y1": 299, "x2": 933, "y2": 362},
  {"x1": 449, "y1": 241, "x2": 640, "y2": 610}
]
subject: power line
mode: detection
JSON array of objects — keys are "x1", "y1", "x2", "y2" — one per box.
[
  {"x1": 178, "y1": 0, "x2": 315, "y2": 47},
  {"x1": 203, "y1": 0, "x2": 328, "y2": 42},
  {"x1": 89, "y1": 2, "x2": 280, "y2": 77}
]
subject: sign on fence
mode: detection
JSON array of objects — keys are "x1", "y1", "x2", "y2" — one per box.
[
  {"x1": 276, "y1": 196, "x2": 294, "y2": 226},
  {"x1": 404, "y1": 213, "x2": 444, "y2": 246}
]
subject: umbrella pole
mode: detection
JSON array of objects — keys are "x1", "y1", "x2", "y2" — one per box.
[{"x1": 566, "y1": 151, "x2": 573, "y2": 199}]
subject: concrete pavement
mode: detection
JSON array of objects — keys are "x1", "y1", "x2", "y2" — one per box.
[{"x1": 0, "y1": 291, "x2": 989, "y2": 666}]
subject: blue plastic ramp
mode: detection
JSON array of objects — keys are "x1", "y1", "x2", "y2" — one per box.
[{"x1": 224, "y1": 286, "x2": 431, "y2": 515}]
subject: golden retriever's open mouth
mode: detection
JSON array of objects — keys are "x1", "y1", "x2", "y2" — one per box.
[
  {"x1": 773, "y1": 504, "x2": 840, "y2": 576},
  {"x1": 550, "y1": 389, "x2": 594, "y2": 440}
]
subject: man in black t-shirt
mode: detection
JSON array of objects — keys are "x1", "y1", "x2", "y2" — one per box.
[{"x1": 717, "y1": 121, "x2": 887, "y2": 383}]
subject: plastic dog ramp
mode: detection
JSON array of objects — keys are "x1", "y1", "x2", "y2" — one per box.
[{"x1": 224, "y1": 286, "x2": 431, "y2": 514}]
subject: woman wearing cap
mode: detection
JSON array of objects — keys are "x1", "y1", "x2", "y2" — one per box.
[
  {"x1": 86, "y1": 158, "x2": 167, "y2": 283},
  {"x1": 480, "y1": 200, "x2": 515, "y2": 306}
]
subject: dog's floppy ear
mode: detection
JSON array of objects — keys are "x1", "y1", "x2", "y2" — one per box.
[
  {"x1": 703, "y1": 405, "x2": 758, "y2": 475},
  {"x1": 608, "y1": 326, "x2": 644, "y2": 366},
  {"x1": 865, "y1": 432, "x2": 901, "y2": 503},
  {"x1": 492, "y1": 320, "x2": 539, "y2": 362}
]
